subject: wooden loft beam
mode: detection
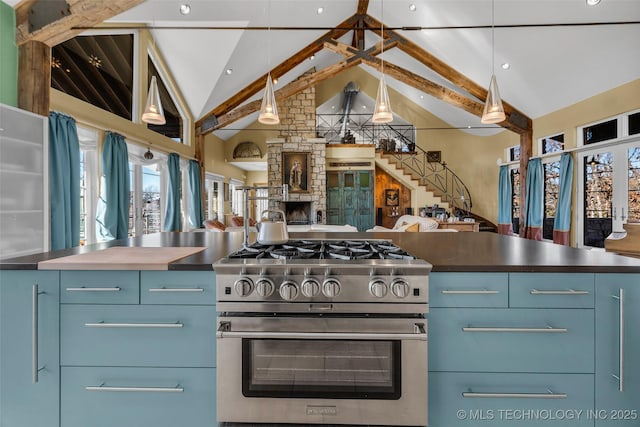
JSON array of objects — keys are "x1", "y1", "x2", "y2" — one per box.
[
  {"x1": 212, "y1": 57, "x2": 363, "y2": 130},
  {"x1": 15, "y1": 0, "x2": 144, "y2": 47},
  {"x1": 351, "y1": 0, "x2": 369, "y2": 49},
  {"x1": 197, "y1": 15, "x2": 358, "y2": 135},
  {"x1": 363, "y1": 14, "x2": 532, "y2": 134},
  {"x1": 18, "y1": 41, "x2": 50, "y2": 116},
  {"x1": 356, "y1": 0, "x2": 369, "y2": 15}
]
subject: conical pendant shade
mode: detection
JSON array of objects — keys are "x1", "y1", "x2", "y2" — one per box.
[
  {"x1": 481, "y1": 74, "x2": 506, "y2": 124},
  {"x1": 372, "y1": 75, "x2": 393, "y2": 124},
  {"x1": 142, "y1": 76, "x2": 166, "y2": 125},
  {"x1": 258, "y1": 73, "x2": 279, "y2": 125}
]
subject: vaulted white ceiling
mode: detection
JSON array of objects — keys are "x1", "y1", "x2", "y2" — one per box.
[{"x1": 4, "y1": 0, "x2": 640, "y2": 140}]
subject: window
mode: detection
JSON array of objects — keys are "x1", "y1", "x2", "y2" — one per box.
[
  {"x1": 205, "y1": 174, "x2": 224, "y2": 221},
  {"x1": 77, "y1": 126, "x2": 99, "y2": 245},
  {"x1": 510, "y1": 168, "x2": 520, "y2": 234},
  {"x1": 147, "y1": 55, "x2": 185, "y2": 144},
  {"x1": 505, "y1": 145, "x2": 520, "y2": 162},
  {"x1": 543, "y1": 160, "x2": 560, "y2": 240},
  {"x1": 230, "y1": 179, "x2": 244, "y2": 216},
  {"x1": 52, "y1": 33, "x2": 135, "y2": 121},
  {"x1": 540, "y1": 134, "x2": 564, "y2": 155},
  {"x1": 629, "y1": 112, "x2": 640, "y2": 136},
  {"x1": 583, "y1": 119, "x2": 618, "y2": 145},
  {"x1": 254, "y1": 187, "x2": 269, "y2": 221},
  {"x1": 127, "y1": 144, "x2": 166, "y2": 237}
]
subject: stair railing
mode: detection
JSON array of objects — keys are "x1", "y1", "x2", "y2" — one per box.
[{"x1": 382, "y1": 145, "x2": 473, "y2": 214}]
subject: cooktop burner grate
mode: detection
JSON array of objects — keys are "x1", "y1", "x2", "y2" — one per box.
[{"x1": 226, "y1": 240, "x2": 417, "y2": 261}]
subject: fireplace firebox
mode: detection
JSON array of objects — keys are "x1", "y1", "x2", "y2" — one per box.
[{"x1": 282, "y1": 201, "x2": 311, "y2": 225}]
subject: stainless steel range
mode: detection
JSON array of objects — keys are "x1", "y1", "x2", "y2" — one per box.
[{"x1": 214, "y1": 239, "x2": 431, "y2": 427}]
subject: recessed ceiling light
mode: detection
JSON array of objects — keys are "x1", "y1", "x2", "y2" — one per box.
[
  {"x1": 586, "y1": 0, "x2": 601, "y2": 5},
  {"x1": 310, "y1": 55, "x2": 315, "y2": 60},
  {"x1": 179, "y1": 4, "x2": 191, "y2": 15},
  {"x1": 273, "y1": 78, "x2": 278, "y2": 84},
  {"x1": 362, "y1": 105, "x2": 367, "y2": 109},
  {"x1": 501, "y1": 62, "x2": 510, "y2": 70},
  {"x1": 419, "y1": 95, "x2": 424, "y2": 99},
  {"x1": 225, "y1": 68, "x2": 233, "y2": 75},
  {"x1": 317, "y1": 7, "x2": 324, "y2": 14},
  {"x1": 409, "y1": 4, "x2": 417, "y2": 12}
]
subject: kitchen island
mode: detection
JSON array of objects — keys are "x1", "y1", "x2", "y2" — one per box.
[{"x1": 1, "y1": 231, "x2": 639, "y2": 427}]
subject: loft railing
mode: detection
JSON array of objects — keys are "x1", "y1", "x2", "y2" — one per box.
[{"x1": 316, "y1": 114, "x2": 472, "y2": 214}]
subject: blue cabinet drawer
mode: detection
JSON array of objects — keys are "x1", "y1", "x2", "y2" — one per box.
[
  {"x1": 141, "y1": 271, "x2": 216, "y2": 305},
  {"x1": 429, "y1": 308, "x2": 594, "y2": 373},
  {"x1": 510, "y1": 273, "x2": 595, "y2": 308},
  {"x1": 61, "y1": 271, "x2": 139, "y2": 304},
  {"x1": 61, "y1": 305, "x2": 216, "y2": 367},
  {"x1": 430, "y1": 273, "x2": 508, "y2": 308},
  {"x1": 61, "y1": 366, "x2": 216, "y2": 427},
  {"x1": 429, "y1": 372, "x2": 594, "y2": 427}
]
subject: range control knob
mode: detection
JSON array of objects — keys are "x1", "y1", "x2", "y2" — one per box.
[
  {"x1": 391, "y1": 278, "x2": 411, "y2": 299},
  {"x1": 301, "y1": 278, "x2": 321, "y2": 297},
  {"x1": 279, "y1": 281, "x2": 299, "y2": 301},
  {"x1": 255, "y1": 278, "x2": 275, "y2": 297},
  {"x1": 369, "y1": 278, "x2": 388, "y2": 298},
  {"x1": 322, "y1": 278, "x2": 341, "y2": 298},
  {"x1": 234, "y1": 277, "x2": 254, "y2": 297}
]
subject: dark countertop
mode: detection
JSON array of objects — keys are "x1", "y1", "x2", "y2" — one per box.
[{"x1": 1, "y1": 231, "x2": 640, "y2": 273}]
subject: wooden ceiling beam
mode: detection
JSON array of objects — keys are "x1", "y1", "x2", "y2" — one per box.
[
  {"x1": 356, "y1": 0, "x2": 370, "y2": 15},
  {"x1": 361, "y1": 55, "x2": 526, "y2": 135},
  {"x1": 197, "y1": 15, "x2": 358, "y2": 134},
  {"x1": 15, "y1": 0, "x2": 145, "y2": 47},
  {"x1": 212, "y1": 57, "x2": 363, "y2": 130},
  {"x1": 351, "y1": 0, "x2": 369, "y2": 49},
  {"x1": 363, "y1": 14, "x2": 532, "y2": 134}
]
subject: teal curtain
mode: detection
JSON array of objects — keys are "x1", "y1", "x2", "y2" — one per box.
[
  {"x1": 497, "y1": 165, "x2": 513, "y2": 235},
  {"x1": 188, "y1": 160, "x2": 204, "y2": 228},
  {"x1": 49, "y1": 112, "x2": 80, "y2": 250},
  {"x1": 163, "y1": 153, "x2": 182, "y2": 231},
  {"x1": 523, "y1": 158, "x2": 543, "y2": 240},
  {"x1": 96, "y1": 132, "x2": 130, "y2": 240},
  {"x1": 553, "y1": 153, "x2": 574, "y2": 245}
]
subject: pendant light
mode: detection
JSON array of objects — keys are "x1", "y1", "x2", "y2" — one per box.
[
  {"x1": 481, "y1": 0, "x2": 506, "y2": 125},
  {"x1": 142, "y1": 28, "x2": 166, "y2": 125},
  {"x1": 372, "y1": 0, "x2": 393, "y2": 124},
  {"x1": 258, "y1": 0, "x2": 280, "y2": 125}
]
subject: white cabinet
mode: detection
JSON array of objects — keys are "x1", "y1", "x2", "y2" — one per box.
[{"x1": 0, "y1": 103, "x2": 49, "y2": 258}]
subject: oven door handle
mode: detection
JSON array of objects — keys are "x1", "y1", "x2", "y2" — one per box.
[{"x1": 217, "y1": 322, "x2": 427, "y2": 341}]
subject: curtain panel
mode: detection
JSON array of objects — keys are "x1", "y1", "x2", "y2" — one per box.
[
  {"x1": 188, "y1": 160, "x2": 204, "y2": 229},
  {"x1": 553, "y1": 153, "x2": 574, "y2": 245},
  {"x1": 96, "y1": 132, "x2": 130, "y2": 240},
  {"x1": 523, "y1": 158, "x2": 544, "y2": 240},
  {"x1": 163, "y1": 153, "x2": 182, "y2": 231},
  {"x1": 497, "y1": 165, "x2": 513, "y2": 235},
  {"x1": 49, "y1": 112, "x2": 80, "y2": 250}
]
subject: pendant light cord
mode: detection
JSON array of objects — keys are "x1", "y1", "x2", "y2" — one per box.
[
  {"x1": 491, "y1": 0, "x2": 495, "y2": 75},
  {"x1": 381, "y1": 0, "x2": 384, "y2": 75}
]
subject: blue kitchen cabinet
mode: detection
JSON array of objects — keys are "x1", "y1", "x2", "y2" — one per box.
[
  {"x1": 0, "y1": 270, "x2": 60, "y2": 427},
  {"x1": 595, "y1": 274, "x2": 640, "y2": 426}
]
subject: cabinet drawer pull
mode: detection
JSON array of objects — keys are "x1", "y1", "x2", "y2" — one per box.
[
  {"x1": 530, "y1": 288, "x2": 589, "y2": 295},
  {"x1": 148, "y1": 287, "x2": 204, "y2": 292},
  {"x1": 66, "y1": 287, "x2": 122, "y2": 292},
  {"x1": 462, "y1": 325, "x2": 567, "y2": 333},
  {"x1": 85, "y1": 321, "x2": 184, "y2": 328},
  {"x1": 441, "y1": 289, "x2": 499, "y2": 295},
  {"x1": 32, "y1": 285, "x2": 47, "y2": 383},
  {"x1": 86, "y1": 383, "x2": 184, "y2": 393},
  {"x1": 612, "y1": 289, "x2": 625, "y2": 392},
  {"x1": 462, "y1": 390, "x2": 567, "y2": 399}
]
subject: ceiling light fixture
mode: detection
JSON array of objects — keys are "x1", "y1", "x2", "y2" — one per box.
[
  {"x1": 317, "y1": 7, "x2": 324, "y2": 14},
  {"x1": 372, "y1": 0, "x2": 393, "y2": 124},
  {"x1": 142, "y1": 75, "x2": 166, "y2": 125},
  {"x1": 258, "y1": 0, "x2": 280, "y2": 125},
  {"x1": 501, "y1": 62, "x2": 510, "y2": 70},
  {"x1": 409, "y1": 4, "x2": 417, "y2": 12},
  {"x1": 586, "y1": 0, "x2": 601, "y2": 6},
  {"x1": 179, "y1": 4, "x2": 191, "y2": 15},
  {"x1": 225, "y1": 68, "x2": 233, "y2": 75},
  {"x1": 481, "y1": 0, "x2": 506, "y2": 124}
]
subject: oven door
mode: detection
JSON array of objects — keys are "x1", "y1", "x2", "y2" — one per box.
[{"x1": 217, "y1": 315, "x2": 428, "y2": 426}]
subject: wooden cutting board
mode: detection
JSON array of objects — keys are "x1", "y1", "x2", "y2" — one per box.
[{"x1": 38, "y1": 246, "x2": 207, "y2": 270}]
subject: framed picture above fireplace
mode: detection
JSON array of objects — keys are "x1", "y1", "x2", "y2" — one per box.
[{"x1": 282, "y1": 151, "x2": 310, "y2": 193}]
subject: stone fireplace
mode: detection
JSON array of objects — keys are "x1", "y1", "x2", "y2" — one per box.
[{"x1": 266, "y1": 69, "x2": 326, "y2": 224}]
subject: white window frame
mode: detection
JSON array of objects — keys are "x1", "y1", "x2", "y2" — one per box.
[
  {"x1": 205, "y1": 173, "x2": 224, "y2": 221},
  {"x1": 540, "y1": 154, "x2": 562, "y2": 242},
  {"x1": 229, "y1": 178, "x2": 244, "y2": 217},
  {"x1": 147, "y1": 42, "x2": 190, "y2": 145},
  {"x1": 537, "y1": 133, "x2": 565, "y2": 156},
  {"x1": 77, "y1": 126, "x2": 99, "y2": 245}
]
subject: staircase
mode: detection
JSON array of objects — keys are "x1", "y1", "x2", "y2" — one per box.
[{"x1": 376, "y1": 148, "x2": 497, "y2": 232}]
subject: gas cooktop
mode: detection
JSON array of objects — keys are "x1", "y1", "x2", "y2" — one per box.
[{"x1": 227, "y1": 239, "x2": 417, "y2": 261}]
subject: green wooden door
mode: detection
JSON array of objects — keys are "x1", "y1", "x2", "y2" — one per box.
[{"x1": 326, "y1": 170, "x2": 374, "y2": 231}]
